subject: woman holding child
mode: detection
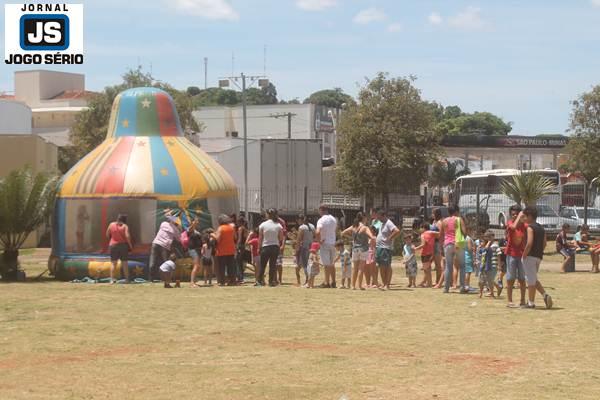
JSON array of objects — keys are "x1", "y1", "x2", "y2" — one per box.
[{"x1": 341, "y1": 211, "x2": 375, "y2": 290}]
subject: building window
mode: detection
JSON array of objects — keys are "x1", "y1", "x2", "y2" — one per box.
[{"x1": 231, "y1": 131, "x2": 238, "y2": 138}]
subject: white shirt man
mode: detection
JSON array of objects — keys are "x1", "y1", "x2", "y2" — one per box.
[{"x1": 316, "y1": 205, "x2": 338, "y2": 288}]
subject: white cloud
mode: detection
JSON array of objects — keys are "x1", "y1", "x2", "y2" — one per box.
[
  {"x1": 428, "y1": 12, "x2": 443, "y2": 25},
  {"x1": 387, "y1": 22, "x2": 402, "y2": 33},
  {"x1": 591, "y1": 0, "x2": 600, "y2": 7},
  {"x1": 172, "y1": 0, "x2": 239, "y2": 20},
  {"x1": 296, "y1": 0, "x2": 337, "y2": 11},
  {"x1": 447, "y1": 6, "x2": 487, "y2": 30},
  {"x1": 353, "y1": 8, "x2": 387, "y2": 25}
]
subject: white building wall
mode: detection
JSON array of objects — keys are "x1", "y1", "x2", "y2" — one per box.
[
  {"x1": 0, "y1": 100, "x2": 32, "y2": 134},
  {"x1": 194, "y1": 104, "x2": 313, "y2": 140}
]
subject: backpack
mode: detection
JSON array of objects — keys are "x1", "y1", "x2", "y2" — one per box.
[
  {"x1": 454, "y1": 217, "x2": 466, "y2": 249},
  {"x1": 180, "y1": 230, "x2": 190, "y2": 251}
]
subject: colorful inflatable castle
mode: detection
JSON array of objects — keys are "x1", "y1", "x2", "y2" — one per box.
[{"x1": 48, "y1": 87, "x2": 239, "y2": 280}]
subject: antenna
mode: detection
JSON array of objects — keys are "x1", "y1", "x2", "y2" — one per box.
[
  {"x1": 204, "y1": 57, "x2": 208, "y2": 89},
  {"x1": 231, "y1": 51, "x2": 235, "y2": 77}
]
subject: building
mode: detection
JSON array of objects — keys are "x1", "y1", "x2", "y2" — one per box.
[
  {"x1": 442, "y1": 135, "x2": 569, "y2": 171},
  {"x1": 193, "y1": 103, "x2": 339, "y2": 160},
  {"x1": 0, "y1": 98, "x2": 59, "y2": 248},
  {"x1": 3, "y1": 70, "x2": 93, "y2": 147}
]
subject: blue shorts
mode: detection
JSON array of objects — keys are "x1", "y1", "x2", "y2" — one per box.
[
  {"x1": 188, "y1": 248, "x2": 200, "y2": 262},
  {"x1": 465, "y1": 261, "x2": 474, "y2": 274},
  {"x1": 375, "y1": 248, "x2": 392, "y2": 268},
  {"x1": 506, "y1": 255, "x2": 525, "y2": 281}
]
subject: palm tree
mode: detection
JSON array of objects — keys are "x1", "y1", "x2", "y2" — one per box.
[
  {"x1": 0, "y1": 168, "x2": 58, "y2": 281},
  {"x1": 500, "y1": 171, "x2": 556, "y2": 207},
  {"x1": 429, "y1": 159, "x2": 470, "y2": 204}
]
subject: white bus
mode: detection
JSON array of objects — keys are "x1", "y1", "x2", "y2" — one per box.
[{"x1": 456, "y1": 169, "x2": 561, "y2": 228}]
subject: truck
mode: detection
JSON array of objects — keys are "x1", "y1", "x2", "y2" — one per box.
[{"x1": 211, "y1": 139, "x2": 323, "y2": 223}]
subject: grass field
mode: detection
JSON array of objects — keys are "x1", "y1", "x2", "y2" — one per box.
[{"x1": 2, "y1": 249, "x2": 600, "y2": 400}]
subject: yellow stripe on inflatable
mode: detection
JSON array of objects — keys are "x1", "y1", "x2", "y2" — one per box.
[
  {"x1": 60, "y1": 143, "x2": 106, "y2": 197},
  {"x1": 165, "y1": 138, "x2": 210, "y2": 198}
]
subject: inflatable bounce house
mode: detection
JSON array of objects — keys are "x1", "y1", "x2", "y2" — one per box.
[{"x1": 48, "y1": 87, "x2": 239, "y2": 280}]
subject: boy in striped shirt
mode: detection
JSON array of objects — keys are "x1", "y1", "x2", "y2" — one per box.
[{"x1": 479, "y1": 230, "x2": 502, "y2": 298}]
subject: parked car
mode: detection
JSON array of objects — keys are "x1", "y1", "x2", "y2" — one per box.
[
  {"x1": 559, "y1": 206, "x2": 600, "y2": 231},
  {"x1": 536, "y1": 204, "x2": 574, "y2": 235}
]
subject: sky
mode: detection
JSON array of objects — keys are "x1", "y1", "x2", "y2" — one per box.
[{"x1": 2, "y1": 0, "x2": 600, "y2": 135}]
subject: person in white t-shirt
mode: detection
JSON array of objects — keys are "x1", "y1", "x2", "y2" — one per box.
[{"x1": 316, "y1": 204, "x2": 338, "y2": 288}]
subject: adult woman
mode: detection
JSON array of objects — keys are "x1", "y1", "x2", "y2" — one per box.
[
  {"x1": 342, "y1": 211, "x2": 375, "y2": 290},
  {"x1": 431, "y1": 208, "x2": 445, "y2": 289},
  {"x1": 106, "y1": 214, "x2": 133, "y2": 284},
  {"x1": 149, "y1": 215, "x2": 181, "y2": 281},
  {"x1": 235, "y1": 216, "x2": 249, "y2": 283},
  {"x1": 440, "y1": 205, "x2": 467, "y2": 293},
  {"x1": 188, "y1": 219, "x2": 204, "y2": 287},
  {"x1": 366, "y1": 208, "x2": 380, "y2": 288},
  {"x1": 215, "y1": 214, "x2": 237, "y2": 286},
  {"x1": 295, "y1": 214, "x2": 314, "y2": 286},
  {"x1": 258, "y1": 209, "x2": 284, "y2": 287}
]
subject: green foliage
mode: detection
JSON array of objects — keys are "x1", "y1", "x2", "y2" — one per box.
[
  {"x1": 65, "y1": 67, "x2": 200, "y2": 172},
  {"x1": 429, "y1": 160, "x2": 470, "y2": 189},
  {"x1": 434, "y1": 105, "x2": 512, "y2": 136},
  {"x1": 337, "y1": 73, "x2": 441, "y2": 207},
  {"x1": 500, "y1": 171, "x2": 556, "y2": 207},
  {"x1": 566, "y1": 85, "x2": 600, "y2": 183},
  {"x1": 304, "y1": 88, "x2": 356, "y2": 109},
  {"x1": 191, "y1": 82, "x2": 279, "y2": 107},
  {"x1": 186, "y1": 86, "x2": 201, "y2": 96},
  {"x1": 0, "y1": 167, "x2": 59, "y2": 280}
]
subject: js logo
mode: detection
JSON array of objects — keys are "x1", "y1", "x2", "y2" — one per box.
[
  {"x1": 20, "y1": 14, "x2": 69, "y2": 50},
  {"x1": 4, "y1": 4, "x2": 83, "y2": 65}
]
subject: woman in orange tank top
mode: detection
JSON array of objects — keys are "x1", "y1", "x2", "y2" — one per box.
[{"x1": 215, "y1": 214, "x2": 237, "y2": 286}]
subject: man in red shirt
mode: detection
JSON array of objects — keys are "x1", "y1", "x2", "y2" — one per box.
[{"x1": 505, "y1": 205, "x2": 527, "y2": 307}]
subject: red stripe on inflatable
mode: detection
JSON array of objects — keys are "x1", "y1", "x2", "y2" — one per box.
[
  {"x1": 156, "y1": 92, "x2": 179, "y2": 136},
  {"x1": 94, "y1": 137, "x2": 135, "y2": 194}
]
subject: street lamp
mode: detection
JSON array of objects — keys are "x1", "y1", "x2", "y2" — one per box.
[{"x1": 219, "y1": 73, "x2": 269, "y2": 224}]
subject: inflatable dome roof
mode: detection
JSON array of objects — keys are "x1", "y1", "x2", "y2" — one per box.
[{"x1": 59, "y1": 87, "x2": 237, "y2": 202}]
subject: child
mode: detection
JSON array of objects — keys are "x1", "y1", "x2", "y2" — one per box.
[
  {"x1": 522, "y1": 206, "x2": 553, "y2": 309},
  {"x1": 556, "y1": 223, "x2": 576, "y2": 273},
  {"x1": 305, "y1": 242, "x2": 322, "y2": 288},
  {"x1": 159, "y1": 253, "x2": 178, "y2": 288},
  {"x1": 416, "y1": 222, "x2": 439, "y2": 288},
  {"x1": 201, "y1": 231, "x2": 215, "y2": 285},
  {"x1": 246, "y1": 228, "x2": 260, "y2": 281},
  {"x1": 403, "y1": 235, "x2": 418, "y2": 288},
  {"x1": 478, "y1": 231, "x2": 500, "y2": 298},
  {"x1": 496, "y1": 236, "x2": 508, "y2": 295},
  {"x1": 365, "y1": 226, "x2": 378, "y2": 288},
  {"x1": 464, "y1": 229, "x2": 475, "y2": 291},
  {"x1": 334, "y1": 240, "x2": 352, "y2": 289}
]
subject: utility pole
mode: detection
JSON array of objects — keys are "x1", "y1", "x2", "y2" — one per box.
[
  {"x1": 204, "y1": 57, "x2": 208, "y2": 89},
  {"x1": 219, "y1": 73, "x2": 270, "y2": 222},
  {"x1": 270, "y1": 112, "x2": 297, "y2": 139}
]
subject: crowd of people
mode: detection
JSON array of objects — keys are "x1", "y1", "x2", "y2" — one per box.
[{"x1": 100, "y1": 202, "x2": 600, "y2": 309}]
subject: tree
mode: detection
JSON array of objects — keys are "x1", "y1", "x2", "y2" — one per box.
[
  {"x1": 0, "y1": 167, "x2": 58, "y2": 281},
  {"x1": 435, "y1": 106, "x2": 512, "y2": 136},
  {"x1": 500, "y1": 171, "x2": 556, "y2": 207},
  {"x1": 429, "y1": 159, "x2": 470, "y2": 203},
  {"x1": 337, "y1": 73, "x2": 441, "y2": 208},
  {"x1": 186, "y1": 86, "x2": 201, "y2": 96},
  {"x1": 566, "y1": 85, "x2": 600, "y2": 185},
  {"x1": 192, "y1": 87, "x2": 240, "y2": 107},
  {"x1": 304, "y1": 88, "x2": 356, "y2": 109},
  {"x1": 63, "y1": 67, "x2": 200, "y2": 172}
]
